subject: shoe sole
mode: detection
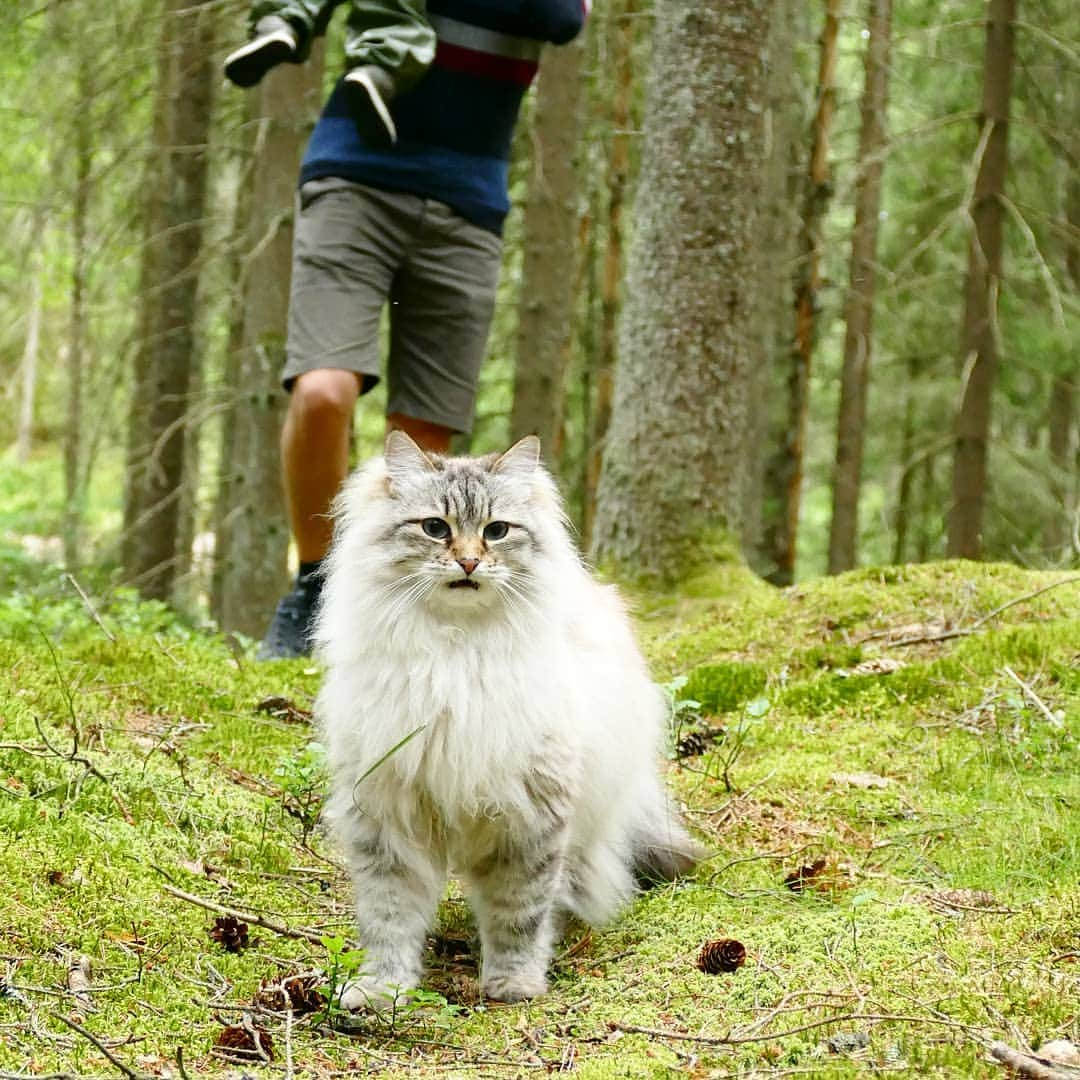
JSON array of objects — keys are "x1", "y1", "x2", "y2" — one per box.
[
  {"x1": 343, "y1": 69, "x2": 398, "y2": 146},
  {"x1": 225, "y1": 31, "x2": 296, "y2": 88}
]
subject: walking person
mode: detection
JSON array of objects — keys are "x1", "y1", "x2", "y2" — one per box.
[{"x1": 229, "y1": 1, "x2": 588, "y2": 659}]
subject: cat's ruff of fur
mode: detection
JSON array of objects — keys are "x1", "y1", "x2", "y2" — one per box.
[{"x1": 315, "y1": 433, "x2": 700, "y2": 1009}]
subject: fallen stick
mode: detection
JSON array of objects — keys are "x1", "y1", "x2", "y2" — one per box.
[
  {"x1": 989, "y1": 1042, "x2": 1080, "y2": 1080},
  {"x1": 162, "y1": 884, "x2": 349, "y2": 948},
  {"x1": 610, "y1": 1010, "x2": 980, "y2": 1047}
]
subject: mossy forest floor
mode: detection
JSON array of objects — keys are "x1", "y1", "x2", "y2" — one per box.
[{"x1": 0, "y1": 543, "x2": 1077, "y2": 1078}]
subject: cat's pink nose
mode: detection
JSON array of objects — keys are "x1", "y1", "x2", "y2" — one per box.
[{"x1": 458, "y1": 558, "x2": 479, "y2": 576}]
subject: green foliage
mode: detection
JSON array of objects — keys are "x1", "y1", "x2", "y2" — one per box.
[
  {"x1": 680, "y1": 661, "x2": 769, "y2": 715},
  {"x1": 0, "y1": 560, "x2": 1077, "y2": 1074}
]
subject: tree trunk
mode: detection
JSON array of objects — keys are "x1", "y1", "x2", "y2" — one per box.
[
  {"x1": 16, "y1": 251, "x2": 43, "y2": 465},
  {"x1": 217, "y1": 51, "x2": 325, "y2": 638},
  {"x1": 746, "y1": 0, "x2": 804, "y2": 581},
  {"x1": 124, "y1": 0, "x2": 216, "y2": 598},
  {"x1": 210, "y1": 103, "x2": 257, "y2": 625},
  {"x1": 64, "y1": 59, "x2": 92, "y2": 571},
  {"x1": 123, "y1": 0, "x2": 172, "y2": 572},
  {"x1": 581, "y1": 0, "x2": 636, "y2": 548},
  {"x1": 591, "y1": 0, "x2": 771, "y2": 581},
  {"x1": 946, "y1": 0, "x2": 1017, "y2": 559},
  {"x1": 1045, "y1": 94, "x2": 1078, "y2": 560},
  {"x1": 827, "y1": 0, "x2": 893, "y2": 574},
  {"x1": 772, "y1": 0, "x2": 840, "y2": 585},
  {"x1": 509, "y1": 34, "x2": 587, "y2": 465}
]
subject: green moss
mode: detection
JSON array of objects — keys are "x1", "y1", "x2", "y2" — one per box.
[
  {"x1": 681, "y1": 660, "x2": 768, "y2": 714},
  {"x1": 0, "y1": 553, "x2": 1077, "y2": 1075}
]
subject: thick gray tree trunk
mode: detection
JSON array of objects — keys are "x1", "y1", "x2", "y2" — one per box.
[
  {"x1": 947, "y1": 0, "x2": 1017, "y2": 559},
  {"x1": 510, "y1": 35, "x2": 587, "y2": 464},
  {"x1": 124, "y1": 0, "x2": 216, "y2": 598},
  {"x1": 582, "y1": 0, "x2": 636, "y2": 547},
  {"x1": 217, "y1": 52, "x2": 324, "y2": 638},
  {"x1": 591, "y1": 0, "x2": 771, "y2": 582},
  {"x1": 827, "y1": 0, "x2": 893, "y2": 573}
]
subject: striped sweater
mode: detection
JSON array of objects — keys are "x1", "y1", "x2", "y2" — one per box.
[{"x1": 300, "y1": 1, "x2": 587, "y2": 233}]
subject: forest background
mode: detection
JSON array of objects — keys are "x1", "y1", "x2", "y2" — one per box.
[
  {"x1": 0, "y1": 0, "x2": 1077, "y2": 631},
  {"x1": 0, "y1": 4, "x2": 1078, "y2": 1075}
]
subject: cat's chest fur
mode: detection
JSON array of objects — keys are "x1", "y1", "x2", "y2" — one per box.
[{"x1": 325, "y1": 615, "x2": 582, "y2": 823}]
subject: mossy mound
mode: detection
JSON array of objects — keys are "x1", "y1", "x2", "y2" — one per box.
[{"x1": 0, "y1": 549, "x2": 1077, "y2": 1076}]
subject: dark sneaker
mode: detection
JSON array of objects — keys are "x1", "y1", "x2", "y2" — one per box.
[
  {"x1": 343, "y1": 65, "x2": 398, "y2": 146},
  {"x1": 257, "y1": 579, "x2": 320, "y2": 660},
  {"x1": 225, "y1": 17, "x2": 298, "y2": 88}
]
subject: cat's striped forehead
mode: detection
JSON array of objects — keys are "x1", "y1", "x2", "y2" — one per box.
[{"x1": 431, "y1": 460, "x2": 498, "y2": 523}]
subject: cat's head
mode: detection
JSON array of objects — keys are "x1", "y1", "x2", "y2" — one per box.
[{"x1": 346, "y1": 431, "x2": 570, "y2": 617}]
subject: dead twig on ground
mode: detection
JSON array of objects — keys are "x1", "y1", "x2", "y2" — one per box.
[
  {"x1": 65, "y1": 955, "x2": 95, "y2": 1014},
  {"x1": 51, "y1": 1013, "x2": 145, "y2": 1080},
  {"x1": 162, "y1": 884, "x2": 347, "y2": 948},
  {"x1": 610, "y1": 1010, "x2": 982, "y2": 1047},
  {"x1": 892, "y1": 577, "x2": 1080, "y2": 647},
  {"x1": 1002, "y1": 666, "x2": 1063, "y2": 728},
  {"x1": 989, "y1": 1042, "x2": 1080, "y2": 1080},
  {"x1": 64, "y1": 575, "x2": 116, "y2": 643}
]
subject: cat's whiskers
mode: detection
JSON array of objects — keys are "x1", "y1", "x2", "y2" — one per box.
[{"x1": 379, "y1": 574, "x2": 437, "y2": 627}]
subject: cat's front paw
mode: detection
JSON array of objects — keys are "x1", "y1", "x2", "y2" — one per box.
[
  {"x1": 480, "y1": 970, "x2": 549, "y2": 1003},
  {"x1": 337, "y1": 976, "x2": 413, "y2": 1013}
]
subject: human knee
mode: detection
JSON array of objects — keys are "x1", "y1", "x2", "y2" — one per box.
[{"x1": 289, "y1": 370, "x2": 360, "y2": 430}]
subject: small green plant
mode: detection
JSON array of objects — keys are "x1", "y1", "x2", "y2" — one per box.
[
  {"x1": 319, "y1": 933, "x2": 368, "y2": 1024},
  {"x1": 274, "y1": 740, "x2": 327, "y2": 841},
  {"x1": 660, "y1": 675, "x2": 703, "y2": 759},
  {"x1": 709, "y1": 694, "x2": 771, "y2": 793}
]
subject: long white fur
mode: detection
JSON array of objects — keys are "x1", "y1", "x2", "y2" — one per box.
[{"x1": 315, "y1": 437, "x2": 695, "y2": 1005}]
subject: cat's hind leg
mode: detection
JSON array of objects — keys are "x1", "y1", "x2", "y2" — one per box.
[{"x1": 337, "y1": 811, "x2": 446, "y2": 1012}]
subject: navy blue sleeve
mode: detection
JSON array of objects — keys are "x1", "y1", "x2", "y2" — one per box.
[
  {"x1": 428, "y1": 1, "x2": 586, "y2": 45},
  {"x1": 523, "y1": 0, "x2": 587, "y2": 44}
]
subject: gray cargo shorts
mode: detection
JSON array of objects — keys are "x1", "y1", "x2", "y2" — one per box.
[{"x1": 283, "y1": 177, "x2": 503, "y2": 434}]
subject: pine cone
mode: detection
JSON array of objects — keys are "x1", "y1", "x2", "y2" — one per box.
[
  {"x1": 215, "y1": 1022, "x2": 275, "y2": 1061},
  {"x1": 675, "y1": 725, "x2": 723, "y2": 759},
  {"x1": 209, "y1": 915, "x2": 249, "y2": 953},
  {"x1": 697, "y1": 938, "x2": 746, "y2": 974},
  {"x1": 925, "y1": 888, "x2": 999, "y2": 911},
  {"x1": 783, "y1": 858, "x2": 829, "y2": 892},
  {"x1": 676, "y1": 730, "x2": 710, "y2": 758},
  {"x1": 255, "y1": 972, "x2": 325, "y2": 1014}
]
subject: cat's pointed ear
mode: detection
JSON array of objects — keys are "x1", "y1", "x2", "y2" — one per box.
[
  {"x1": 385, "y1": 430, "x2": 437, "y2": 483},
  {"x1": 491, "y1": 435, "x2": 541, "y2": 479}
]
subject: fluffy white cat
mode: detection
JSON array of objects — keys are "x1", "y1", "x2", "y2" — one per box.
[{"x1": 315, "y1": 432, "x2": 700, "y2": 1009}]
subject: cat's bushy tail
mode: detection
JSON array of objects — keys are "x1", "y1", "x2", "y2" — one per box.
[{"x1": 631, "y1": 800, "x2": 707, "y2": 887}]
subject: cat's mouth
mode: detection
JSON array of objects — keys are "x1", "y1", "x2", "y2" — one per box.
[{"x1": 448, "y1": 579, "x2": 480, "y2": 591}]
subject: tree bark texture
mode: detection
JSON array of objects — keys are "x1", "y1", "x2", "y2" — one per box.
[
  {"x1": 64, "y1": 58, "x2": 92, "y2": 571},
  {"x1": 217, "y1": 51, "x2": 325, "y2": 638},
  {"x1": 124, "y1": 0, "x2": 216, "y2": 598},
  {"x1": 17, "y1": 255, "x2": 43, "y2": 465},
  {"x1": 773, "y1": 0, "x2": 840, "y2": 584},
  {"x1": 746, "y1": 0, "x2": 803, "y2": 581},
  {"x1": 582, "y1": 0, "x2": 636, "y2": 547},
  {"x1": 590, "y1": 0, "x2": 771, "y2": 581},
  {"x1": 509, "y1": 34, "x2": 587, "y2": 464},
  {"x1": 946, "y1": 0, "x2": 1017, "y2": 559},
  {"x1": 1045, "y1": 98, "x2": 1078, "y2": 559},
  {"x1": 122, "y1": 2, "x2": 172, "y2": 572},
  {"x1": 827, "y1": 0, "x2": 893, "y2": 574}
]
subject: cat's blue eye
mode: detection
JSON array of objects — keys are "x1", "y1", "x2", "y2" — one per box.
[
  {"x1": 421, "y1": 518, "x2": 451, "y2": 540},
  {"x1": 483, "y1": 521, "x2": 510, "y2": 542}
]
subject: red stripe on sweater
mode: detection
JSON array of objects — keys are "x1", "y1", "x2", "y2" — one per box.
[{"x1": 433, "y1": 40, "x2": 539, "y2": 86}]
